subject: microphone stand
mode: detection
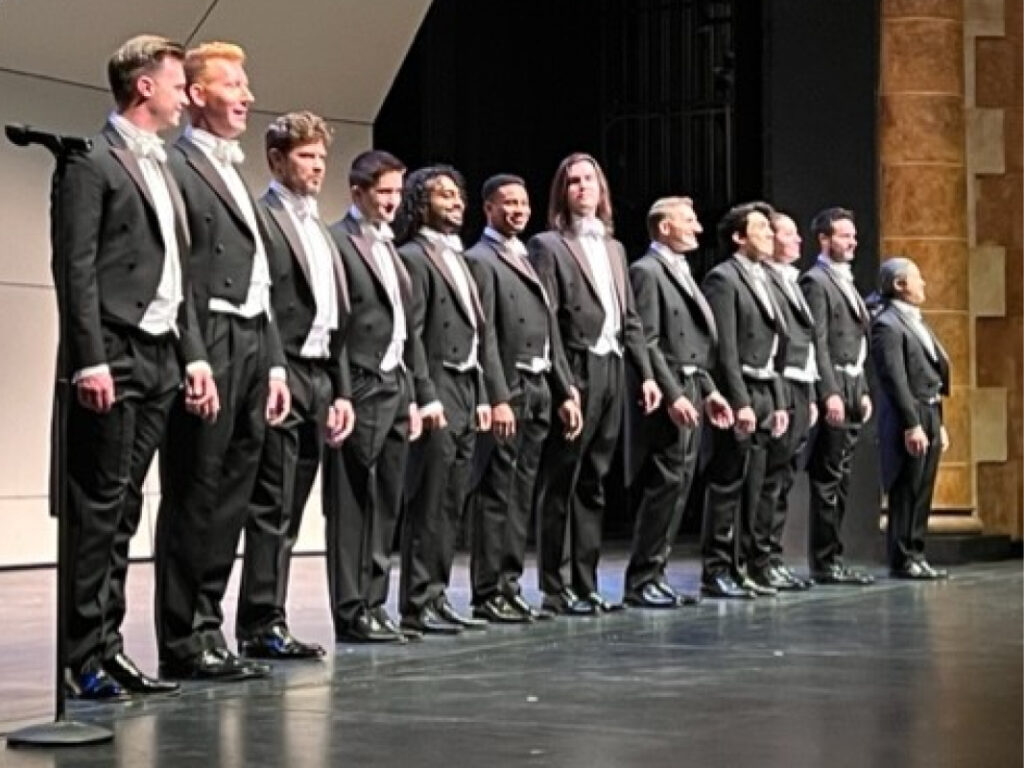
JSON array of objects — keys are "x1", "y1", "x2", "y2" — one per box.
[{"x1": 4, "y1": 124, "x2": 113, "y2": 748}]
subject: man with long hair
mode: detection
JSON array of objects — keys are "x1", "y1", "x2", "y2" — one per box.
[{"x1": 529, "y1": 152, "x2": 661, "y2": 616}]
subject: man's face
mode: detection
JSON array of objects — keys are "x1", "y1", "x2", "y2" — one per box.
[
  {"x1": 821, "y1": 217, "x2": 857, "y2": 263},
  {"x1": 566, "y1": 160, "x2": 601, "y2": 217},
  {"x1": 484, "y1": 183, "x2": 530, "y2": 237},
  {"x1": 736, "y1": 210, "x2": 774, "y2": 260},
  {"x1": 189, "y1": 57, "x2": 253, "y2": 139},
  {"x1": 897, "y1": 262, "x2": 926, "y2": 305},
  {"x1": 425, "y1": 174, "x2": 465, "y2": 233},
  {"x1": 272, "y1": 140, "x2": 327, "y2": 198},
  {"x1": 772, "y1": 214, "x2": 802, "y2": 264},
  {"x1": 659, "y1": 203, "x2": 702, "y2": 253},
  {"x1": 353, "y1": 169, "x2": 403, "y2": 224},
  {"x1": 141, "y1": 56, "x2": 188, "y2": 131}
]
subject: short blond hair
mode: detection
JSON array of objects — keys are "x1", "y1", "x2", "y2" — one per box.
[
  {"x1": 108, "y1": 34, "x2": 184, "y2": 110},
  {"x1": 646, "y1": 196, "x2": 694, "y2": 240},
  {"x1": 184, "y1": 41, "x2": 246, "y2": 86}
]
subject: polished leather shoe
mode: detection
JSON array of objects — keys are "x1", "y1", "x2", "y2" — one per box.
[
  {"x1": 623, "y1": 582, "x2": 678, "y2": 609},
  {"x1": 66, "y1": 661, "x2": 125, "y2": 700},
  {"x1": 436, "y1": 597, "x2": 488, "y2": 630},
  {"x1": 650, "y1": 578, "x2": 700, "y2": 606},
  {"x1": 701, "y1": 574, "x2": 756, "y2": 599},
  {"x1": 336, "y1": 611, "x2": 403, "y2": 643},
  {"x1": 371, "y1": 606, "x2": 419, "y2": 642},
  {"x1": 160, "y1": 648, "x2": 269, "y2": 681},
  {"x1": 401, "y1": 606, "x2": 463, "y2": 635},
  {"x1": 739, "y1": 576, "x2": 778, "y2": 596},
  {"x1": 813, "y1": 564, "x2": 875, "y2": 585},
  {"x1": 506, "y1": 592, "x2": 547, "y2": 621},
  {"x1": 541, "y1": 588, "x2": 595, "y2": 617},
  {"x1": 890, "y1": 561, "x2": 931, "y2": 580},
  {"x1": 750, "y1": 568, "x2": 791, "y2": 591},
  {"x1": 772, "y1": 564, "x2": 812, "y2": 591},
  {"x1": 239, "y1": 624, "x2": 325, "y2": 660},
  {"x1": 586, "y1": 591, "x2": 625, "y2": 613},
  {"x1": 474, "y1": 595, "x2": 531, "y2": 623},
  {"x1": 104, "y1": 653, "x2": 180, "y2": 695}
]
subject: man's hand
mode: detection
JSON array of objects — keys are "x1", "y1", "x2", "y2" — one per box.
[
  {"x1": 667, "y1": 395, "x2": 700, "y2": 428},
  {"x1": 904, "y1": 425, "x2": 929, "y2": 457},
  {"x1": 266, "y1": 379, "x2": 291, "y2": 426},
  {"x1": 408, "y1": 403, "x2": 422, "y2": 442},
  {"x1": 326, "y1": 398, "x2": 355, "y2": 447},
  {"x1": 860, "y1": 394, "x2": 873, "y2": 423},
  {"x1": 492, "y1": 402, "x2": 516, "y2": 441},
  {"x1": 558, "y1": 398, "x2": 583, "y2": 441},
  {"x1": 476, "y1": 404, "x2": 492, "y2": 432},
  {"x1": 809, "y1": 401, "x2": 819, "y2": 428},
  {"x1": 940, "y1": 425, "x2": 950, "y2": 453},
  {"x1": 824, "y1": 394, "x2": 845, "y2": 426},
  {"x1": 640, "y1": 379, "x2": 662, "y2": 415},
  {"x1": 76, "y1": 371, "x2": 116, "y2": 414},
  {"x1": 771, "y1": 409, "x2": 790, "y2": 438},
  {"x1": 569, "y1": 385, "x2": 581, "y2": 408},
  {"x1": 185, "y1": 367, "x2": 219, "y2": 423},
  {"x1": 420, "y1": 403, "x2": 447, "y2": 431},
  {"x1": 734, "y1": 405, "x2": 756, "y2": 436},
  {"x1": 704, "y1": 392, "x2": 734, "y2": 429}
]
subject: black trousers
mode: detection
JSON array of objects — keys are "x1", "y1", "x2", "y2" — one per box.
[
  {"x1": 887, "y1": 403, "x2": 942, "y2": 570},
  {"x1": 322, "y1": 367, "x2": 410, "y2": 627},
  {"x1": 236, "y1": 356, "x2": 333, "y2": 638},
  {"x1": 808, "y1": 372, "x2": 867, "y2": 572},
  {"x1": 625, "y1": 374, "x2": 702, "y2": 592},
  {"x1": 155, "y1": 313, "x2": 271, "y2": 661},
  {"x1": 400, "y1": 368, "x2": 477, "y2": 615},
  {"x1": 65, "y1": 327, "x2": 179, "y2": 673},
  {"x1": 759, "y1": 379, "x2": 813, "y2": 571},
  {"x1": 535, "y1": 351, "x2": 623, "y2": 598},
  {"x1": 470, "y1": 371, "x2": 551, "y2": 604},
  {"x1": 701, "y1": 379, "x2": 776, "y2": 580}
]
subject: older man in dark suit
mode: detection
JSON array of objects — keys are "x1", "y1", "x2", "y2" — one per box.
[
  {"x1": 624, "y1": 197, "x2": 732, "y2": 608},
  {"x1": 156, "y1": 41, "x2": 290, "y2": 682},
  {"x1": 529, "y1": 152, "x2": 661, "y2": 616},
  {"x1": 871, "y1": 258, "x2": 950, "y2": 579},
  {"x1": 464, "y1": 174, "x2": 582, "y2": 623},
  {"x1": 56, "y1": 34, "x2": 212, "y2": 699},
  {"x1": 234, "y1": 111, "x2": 354, "y2": 660},
  {"x1": 800, "y1": 207, "x2": 874, "y2": 585},
  {"x1": 700, "y1": 202, "x2": 790, "y2": 600}
]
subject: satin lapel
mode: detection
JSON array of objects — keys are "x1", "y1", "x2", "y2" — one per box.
[
  {"x1": 732, "y1": 259, "x2": 775, "y2": 322},
  {"x1": 348, "y1": 231, "x2": 387, "y2": 294},
  {"x1": 654, "y1": 249, "x2": 692, "y2": 297},
  {"x1": 607, "y1": 240, "x2": 628, "y2": 313},
  {"x1": 822, "y1": 263, "x2": 865, "y2": 325},
  {"x1": 562, "y1": 235, "x2": 601, "y2": 301},
  {"x1": 768, "y1": 268, "x2": 812, "y2": 326},
  {"x1": 494, "y1": 240, "x2": 548, "y2": 305},
  {"x1": 320, "y1": 220, "x2": 351, "y2": 313},
  {"x1": 420, "y1": 237, "x2": 475, "y2": 324},
  {"x1": 385, "y1": 241, "x2": 413, "y2": 303},
  {"x1": 160, "y1": 164, "x2": 191, "y2": 253},
  {"x1": 176, "y1": 136, "x2": 250, "y2": 233},
  {"x1": 109, "y1": 146, "x2": 159, "y2": 222},
  {"x1": 264, "y1": 191, "x2": 312, "y2": 288},
  {"x1": 654, "y1": 250, "x2": 717, "y2": 344}
]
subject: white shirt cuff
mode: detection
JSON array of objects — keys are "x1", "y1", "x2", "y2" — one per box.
[
  {"x1": 72, "y1": 363, "x2": 109, "y2": 384},
  {"x1": 418, "y1": 400, "x2": 443, "y2": 418},
  {"x1": 269, "y1": 366, "x2": 288, "y2": 383}
]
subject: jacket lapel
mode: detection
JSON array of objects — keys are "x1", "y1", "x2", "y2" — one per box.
[
  {"x1": 176, "y1": 136, "x2": 251, "y2": 235},
  {"x1": 491, "y1": 239, "x2": 549, "y2": 306},
  {"x1": 419, "y1": 236, "x2": 479, "y2": 324},
  {"x1": 562, "y1": 235, "x2": 601, "y2": 302},
  {"x1": 263, "y1": 189, "x2": 312, "y2": 289},
  {"x1": 319, "y1": 220, "x2": 350, "y2": 313}
]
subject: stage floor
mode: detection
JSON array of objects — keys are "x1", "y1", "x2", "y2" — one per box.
[{"x1": 1, "y1": 553, "x2": 1021, "y2": 767}]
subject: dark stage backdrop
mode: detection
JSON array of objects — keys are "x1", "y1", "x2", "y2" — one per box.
[{"x1": 377, "y1": 0, "x2": 883, "y2": 562}]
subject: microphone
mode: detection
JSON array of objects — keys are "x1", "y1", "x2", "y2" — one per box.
[{"x1": 5, "y1": 124, "x2": 92, "y2": 154}]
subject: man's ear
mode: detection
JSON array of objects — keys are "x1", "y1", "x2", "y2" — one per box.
[{"x1": 187, "y1": 81, "x2": 206, "y2": 108}]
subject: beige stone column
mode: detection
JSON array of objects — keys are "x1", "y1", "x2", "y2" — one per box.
[{"x1": 880, "y1": 0, "x2": 980, "y2": 531}]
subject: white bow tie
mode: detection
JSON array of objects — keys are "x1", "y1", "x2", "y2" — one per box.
[
  {"x1": 781, "y1": 264, "x2": 800, "y2": 283},
  {"x1": 292, "y1": 196, "x2": 319, "y2": 221},
  {"x1": 441, "y1": 233, "x2": 464, "y2": 252},
  {"x1": 367, "y1": 222, "x2": 394, "y2": 243},
  {"x1": 575, "y1": 217, "x2": 606, "y2": 239},
  {"x1": 824, "y1": 258, "x2": 855, "y2": 283},
  {"x1": 506, "y1": 237, "x2": 527, "y2": 258},
  {"x1": 128, "y1": 134, "x2": 166, "y2": 164},
  {"x1": 748, "y1": 262, "x2": 768, "y2": 282},
  {"x1": 211, "y1": 138, "x2": 245, "y2": 166}
]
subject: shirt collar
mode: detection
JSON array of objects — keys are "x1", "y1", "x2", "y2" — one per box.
[
  {"x1": 891, "y1": 298, "x2": 922, "y2": 320},
  {"x1": 271, "y1": 180, "x2": 318, "y2": 220}
]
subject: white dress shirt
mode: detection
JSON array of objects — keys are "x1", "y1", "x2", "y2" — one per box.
[
  {"x1": 818, "y1": 254, "x2": 868, "y2": 373},
  {"x1": 422, "y1": 227, "x2": 479, "y2": 372},
  {"x1": 767, "y1": 260, "x2": 819, "y2": 383},
  {"x1": 892, "y1": 299, "x2": 939, "y2": 361},
  {"x1": 573, "y1": 216, "x2": 621, "y2": 356},
  {"x1": 733, "y1": 254, "x2": 779, "y2": 376},
  {"x1": 271, "y1": 182, "x2": 338, "y2": 358}
]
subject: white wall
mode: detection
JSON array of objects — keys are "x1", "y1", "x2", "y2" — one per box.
[{"x1": 0, "y1": 0, "x2": 430, "y2": 566}]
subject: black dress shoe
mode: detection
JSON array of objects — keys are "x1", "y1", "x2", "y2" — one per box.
[
  {"x1": 401, "y1": 606, "x2": 463, "y2": 635},
  {"x1": 772, "y1": 564, "x2": 812, "y2": 591},
  {"x1": 506, "y1": 593, "x2": 547, "y2": 621},
  {"x1": 586, "y1": 591, "x2": 626, "y2": 613},
  {"x1": 66, "y1": 661, "x2": 125, "y2": 700},
  {"x1": 541, "y1": 588, "x2": 595, "y2": 616},
  {"x1": 891, "y1": 561, "x2": 930, "y2": 579},
  {"x1": 813, "y1": 564, "x2": 875, "y2": 585},
  {"x1": 336, "y1": 611, "x2": 404, "y2": 643},
  {"x1": 371, "y1": 606, "x2": 419, "y2": 641},
  {"x1": 623, "y1": 582, "x2": 678, "y2": 609},
  {"x1": 239, "y1": 624, "x2": 325, "y2": 660},
  {"x1": 919, "y1": 560, "x2": 949, "y2": 579},
  {"x1": 701, "y1": 574, "x2": 756, "y2": 599},
  {"x1": 739, "y1": 576, "x2": 778, "y2": 596},
  {"x1": 160, "y1": 648, "x2": 269, "y2": 681},
  {"x1": 474, "y1": 595, "x2": 532, "y2": 623},
  {"x1": 436, "y1": 597, "x2": 488, "y2": 630},
  {"x1": 750, "y1": 567, "x2": 791, "y2": 591},
  {"x1": 104, "y1": 653, "x2": 180, "y2": 695}
]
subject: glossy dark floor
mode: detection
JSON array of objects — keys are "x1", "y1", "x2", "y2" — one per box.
[{"x1": 2, "y1": 554, "x2": 1021, "y2": 767}]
